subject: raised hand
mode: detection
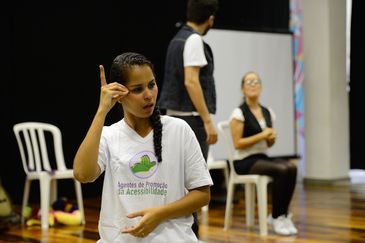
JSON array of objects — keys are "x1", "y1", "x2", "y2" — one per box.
[{"x1": 98, "y1": 65, "x2": 129, "y2": 114}]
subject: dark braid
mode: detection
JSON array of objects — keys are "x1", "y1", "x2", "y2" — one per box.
[
  {"x1": 109, "y1": 52, "x2": 163, "y2": 162},
  {"x1": 150, "y1": 106, "x2": 163, "y2": 162}
]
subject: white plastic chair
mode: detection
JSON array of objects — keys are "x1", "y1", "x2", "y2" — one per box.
[
  {"x1": 217, "y1": 120, "x2": 272, "y2": 236},
  {"x1": 201, "y1": 150, "x2": 229, "y2": 212},
  {"x1": 13, "y1": 122, "x2": 85, "y2": 229}
]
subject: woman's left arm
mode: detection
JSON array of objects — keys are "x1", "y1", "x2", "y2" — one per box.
[
  {"x1": 267, "y1": 108, "x2": 277, "y2": 147},
  {"x1": 161, "y1": 185, "x2": 211, "y2": 218}
]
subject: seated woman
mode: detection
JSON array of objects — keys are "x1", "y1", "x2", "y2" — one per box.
[{"x1": 228, "y1": 71, "x2": 298, "y2": 235}]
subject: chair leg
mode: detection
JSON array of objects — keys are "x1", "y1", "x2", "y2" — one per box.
[
  {"x1": 245, "y1": 183, "x2": 255, "y2": 226},
  {"x1": 223, "y1": 167, "x2": 229, "y2": 189},
  {"x1": 224, "y1": 181, "x2": 235, "y2": 230},
  {"x1": 50, "y1": 179, "x2": 57, "y2": 205},
  {"x1": 257, "y1": 178, "x2": 269, "y2": 236},
  {"x1": 21, "y1": 179, "x2": 31, "y2": 226},
  {"x1": 74, "y1": 180, "x2": 85, "y2": 225},
  {"x1": 39, "y1": 174, "x2": 51, "y2": 230},
  {"x1": 201, "y1": 205, "x2": 209, "y2": 213}
]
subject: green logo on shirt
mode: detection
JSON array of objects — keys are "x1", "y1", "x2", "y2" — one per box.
[
  {"x1": 131, "y1": 155, "x2": 156, "y2": 173},
  {"x1": 129, "y1": 151, "x2": 158, "y2": 179}
]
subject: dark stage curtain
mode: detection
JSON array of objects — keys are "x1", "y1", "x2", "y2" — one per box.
[
  {"x1": 350, "y1": 0, "x2": 365, "y2": 169},
  {"x1": 1, "y1": 0, "x2": 290, "y2": 203}
]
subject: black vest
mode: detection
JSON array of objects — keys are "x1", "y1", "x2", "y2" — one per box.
[
  {"x1": 239, "y1": 102, "x2": 272, "y2": 138},
  {"x1": 158, "y1": 25, "x2": 216, "y2": 114}
]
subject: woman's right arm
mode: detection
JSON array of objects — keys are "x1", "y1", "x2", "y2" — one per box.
[
  {"x1": 73, "y1": 65, "x2": 129, "y2": 183},
  {"x1": 230, "y1": 118, "x2": 274, "y2": 150},
  {"x1": 73, "y1": 110, "x2": 107, "y2": 183}
]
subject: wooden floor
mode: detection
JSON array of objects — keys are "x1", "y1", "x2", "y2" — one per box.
[{"x1": 2, "y1": 181, "x2": 365, "y2": 242}]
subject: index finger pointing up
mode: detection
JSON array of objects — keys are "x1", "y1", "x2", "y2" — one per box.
[{"x1": 99, "y1": 65, "x2": 107, "y2": 86}]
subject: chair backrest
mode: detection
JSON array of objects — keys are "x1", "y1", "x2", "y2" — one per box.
[
  {"x1": 217, "y1": 120, "x2": 239, "y2": 177},
  {"x1": 13, "y1": 122, "x2": 68, "y2": 174},
  {"x1": 207, "y1": 150, "x2": 214, "y2": 164}
]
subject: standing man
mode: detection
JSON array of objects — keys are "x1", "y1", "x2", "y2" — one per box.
[
  {"x1": 158, "y1": 0, "x2": 219, "y2": 239},
  {"x1": 159, "y1": 0, "x2": 218, "y2": 159}
]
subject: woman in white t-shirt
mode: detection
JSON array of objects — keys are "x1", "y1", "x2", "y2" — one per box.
[
  {"x1": 228, "y1": 71, "x2": 298, "y2": 236},
  {"x1": 73, "y1": 52, "x2": 213, "y2": 243}
]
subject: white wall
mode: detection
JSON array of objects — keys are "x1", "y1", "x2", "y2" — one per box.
[{"x1": 204, "y1": 29, "x2": 296, "y2": 160}]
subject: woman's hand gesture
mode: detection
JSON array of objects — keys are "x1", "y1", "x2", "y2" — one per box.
[
  {"x1": 98, "y1": 65, "x2": 129, "y2": 114},
  {"x1": 121, "y1": 207, "x2": 162, "y2": 238}
]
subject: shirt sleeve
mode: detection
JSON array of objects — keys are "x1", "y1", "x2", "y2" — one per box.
[
  {"x1": 97, "y1": 128, "x2": 108, "y2": 174},
  {"x1": 268, "y1": 107, "x2": 276, "y2": 124},
  {"x1": 229, "y1": 107, "x2": 245, "y2": 122},
  {"x1": 183, "y1": 33, "x2": 208, "y2": 67},
  {"x1": 182, "y1": 123, "x2": 213, "y2": 190}
]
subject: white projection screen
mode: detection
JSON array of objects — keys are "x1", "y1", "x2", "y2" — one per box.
[{"x1": 204, "y1": 28, "x2": 297, "y2": 159}]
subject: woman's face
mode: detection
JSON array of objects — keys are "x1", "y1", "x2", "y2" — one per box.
[
  {"x1": 242, "y1": 73, "x2": 262, "y2": 99},
  {"x1": 121, "y1": 65, "x2": 158, "y2": 119}
]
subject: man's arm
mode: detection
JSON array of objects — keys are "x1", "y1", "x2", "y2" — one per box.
[{"x1": 184, "y1": 66, "x2": 217, "y2": 144}]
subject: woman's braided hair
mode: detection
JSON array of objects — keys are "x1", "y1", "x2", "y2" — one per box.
[
  {"x1": 149, "y1": 106, "x2": 162, "y2": 162},
  {"x1": 109, "y1": 52, "x2": 163, "y2": 162}
]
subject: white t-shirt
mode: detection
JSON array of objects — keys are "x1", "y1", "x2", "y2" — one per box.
[
  {"x1": 183, "y1": 33, "x2": 207, "y2": 67},
  {"x1": 229, "y1": 107, "x2": 276, "y2": 160},
  {"x1": 96, "y1": 116, "x2": 213, "y2": 243}
]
